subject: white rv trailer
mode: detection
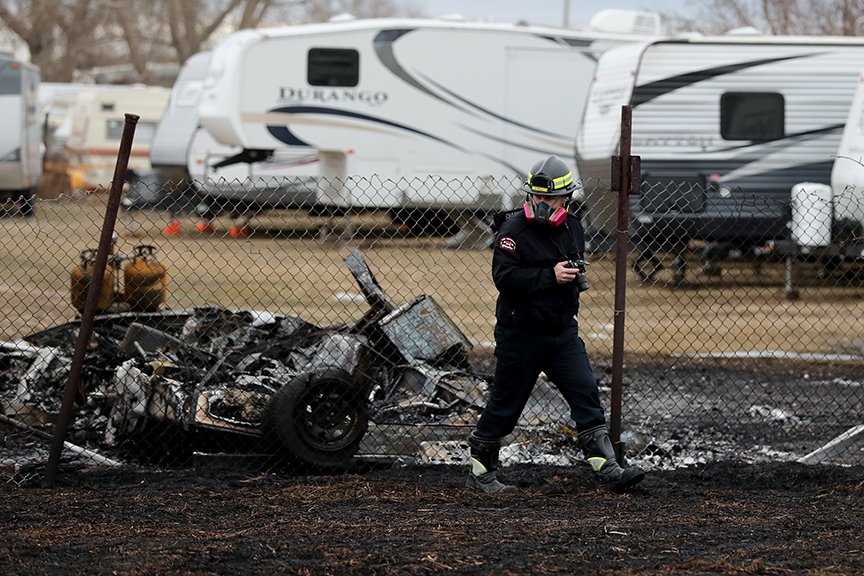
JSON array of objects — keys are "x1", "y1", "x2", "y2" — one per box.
[
  {"x1": 575, "y1": 35, "x2": 864, "y2": 281},
  {"x1": 149, "y1": 52, "x2": 216, "y2": 188},
  {"x1": 0, "y1": 52, "x2": 41, "y2": 216},
  {"x1": 197, "y1": 13, "x2": 662, "y2": 225},
  {"x1": 64, "y1": 85, "x2": 170, "y2": 189},
  {"x1": 770, "y1": 70, "x2": 864, "y2": 295},
  {"x1": 39, "y1": 82, "x2": 97, "y2": 153},
  {"x1": 40, "y1": 83, "x2": 152, "y2": 153},
  {"x1": 830, "y1": 72, "x2": 864, "y2": 230},
  {"x1": 148, "y1": 51, "x2": 317, "y2": 213},
  {"x1": 146, "y1": 51, "x2": 231, "y2": 210}
]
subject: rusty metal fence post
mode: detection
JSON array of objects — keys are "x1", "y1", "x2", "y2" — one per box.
[
  {"x1": 609, "y1": 105, "x2": 640, "y2": 465},
  {"x1": 43, "y1": 114, "x2": 140, "y2": 487}
]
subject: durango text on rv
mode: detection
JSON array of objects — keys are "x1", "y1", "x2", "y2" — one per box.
[{"x1": 277, "y1": 87, "x2": 389, "y2": 105}]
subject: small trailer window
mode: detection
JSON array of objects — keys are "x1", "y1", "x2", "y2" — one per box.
[
  {"x1": 720, "y1": 92, "x2": 784, "y2": 141},
  {"x1": 0, "y1": 63, "x2": 22, "y2": 95},
  {"x1": 308, "y1": 48, "x2": 359, "y2": 87},
  {"x1": 106, "y1": 119, "x2": 158, "y2": 142}
]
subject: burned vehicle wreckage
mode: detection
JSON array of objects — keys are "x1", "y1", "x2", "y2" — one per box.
[{"x1": 1, "y1": 251, "x2": 490, "y2": 470}]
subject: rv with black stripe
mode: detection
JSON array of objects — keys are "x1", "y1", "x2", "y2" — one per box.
[{"x1": 575, "y1": 35, "x2": 864, "y2": 283}]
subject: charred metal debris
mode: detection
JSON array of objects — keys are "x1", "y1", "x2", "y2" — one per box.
[{"x1": 0, "y1": 250, "x2": 491, "y2": 471}]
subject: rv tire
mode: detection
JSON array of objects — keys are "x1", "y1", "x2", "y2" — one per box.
[
  {"x1": 671, "y1": 255, "x2": 687, "y2": 287},
  {"x1": 20, "y1": 189, "x2": 35, "y2": 217},
  {"x1": 632, "y1": 251, "x2": 663, "y2": 282},
  {"x1": 388, "y1": 208, "x2": 459, "y2": 237}
]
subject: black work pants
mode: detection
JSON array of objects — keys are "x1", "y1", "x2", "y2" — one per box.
[{"x1": 474, "y1": 321, "x2": 606, "y2": 442}]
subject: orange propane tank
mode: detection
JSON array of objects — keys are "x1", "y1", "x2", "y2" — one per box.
[
  {"x1": 70, "y1": 249, "x2": 115, "y2": 313},
  {"x1": 123, "y1": 245, "x2": 167, "y2": 312}
]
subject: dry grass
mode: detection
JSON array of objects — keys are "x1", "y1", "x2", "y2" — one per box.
[{"x1": 2, "y1": 194, "x2": 863, "y2": 361}]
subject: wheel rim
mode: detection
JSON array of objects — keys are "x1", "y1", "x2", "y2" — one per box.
[{"x1": 295, "y1": 380, "x2": 363, "y2": 452}]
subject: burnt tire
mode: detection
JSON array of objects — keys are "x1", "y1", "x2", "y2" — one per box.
[{"x1": 263, "y1": 367, "x2": 368, "y2": 471}]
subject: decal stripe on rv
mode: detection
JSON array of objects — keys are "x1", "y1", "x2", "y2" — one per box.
[
  {"x1": 630, "y1": 54, "x2": 818, "y2": 107},
  {"x1": 373, "y1": 29, "x2": 471, "y2": 112},
  {"x1": 373, "y1": 28, "x2": 582, "y2": 140},
  {"x1": 418, "y1": 72, "x2": 573, "y2": 140},
  {"x1": 261, "y1": 106, "x2": 464, "y2": 149},
  {"x1": 705, "y1": 124, "x2": 845, "y2": 154}
]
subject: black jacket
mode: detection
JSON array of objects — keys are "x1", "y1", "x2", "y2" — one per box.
[{"x1": 492, "y1": 210, "x2": 586, "y2": 333}]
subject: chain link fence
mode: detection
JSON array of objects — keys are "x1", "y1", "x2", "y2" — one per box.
[{"x1": 2, "y1": 173, "x2": 863, "y2": 483}]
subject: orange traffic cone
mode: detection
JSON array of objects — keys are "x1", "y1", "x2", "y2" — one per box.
[
  {"x1": 229, "y1": 225, "x2": 250, "y2": 238},
  {"x1": 163, "y1": 219, "x2": 182, "y2": 236},
  {"x1": 195, "y1": 221, "x2": 215, "y2": 233}
]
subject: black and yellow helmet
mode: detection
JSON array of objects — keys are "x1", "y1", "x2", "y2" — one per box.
[{"x1": 523, "y1": 155, "x2": 577, "y2": 197}]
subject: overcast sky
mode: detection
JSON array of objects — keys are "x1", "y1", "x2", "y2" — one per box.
[{"x1": 411, "y1": 0, "x2": 694, "y2": 29}]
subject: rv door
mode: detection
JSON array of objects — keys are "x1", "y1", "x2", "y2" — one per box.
[{"x1": 504, "y1": 48, "x2": 591, "y2": 181}]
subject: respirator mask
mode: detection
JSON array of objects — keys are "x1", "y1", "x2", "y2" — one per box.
[
  {"x1": 523, "y1": 173, "x2": 570, "y2": 226},
  {"x1": 523, "y1": 199, "x2": 568, "y2": 226}
]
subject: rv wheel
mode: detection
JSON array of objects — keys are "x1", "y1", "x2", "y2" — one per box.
[
  {"x1": 263, "y1": 367, "x2": 368, "y2": 470},
  {"x1": 20, "y1": 189, "x2": 35, "y2": 217},
  {"x1": 671, "y1": 255, "x2": 687, "y2": 287},
  {"x1": 388, "y1": 208, "x2": 459, "y2": 237},
  {"x1": 632, "y1": 251, "x2": 663, "y2": 282}
]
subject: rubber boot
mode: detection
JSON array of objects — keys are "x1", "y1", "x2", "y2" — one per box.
[
  {"x1": 465, "y1": 432, "x2": 515, "y2": 494},
  {"x1": 577, "y1": 425, "x2": 645, "y2": 492}
]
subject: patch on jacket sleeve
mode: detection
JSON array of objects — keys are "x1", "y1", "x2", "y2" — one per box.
[{"x1": 498, "y1": 236, "x2": 516, "y2": 252}]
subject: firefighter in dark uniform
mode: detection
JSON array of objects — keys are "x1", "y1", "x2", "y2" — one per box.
[{"x1": 466, "y1": 155, "x2": 645, "y2": 494}]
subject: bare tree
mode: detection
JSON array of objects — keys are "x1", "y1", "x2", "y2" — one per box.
[
  {"x1": 666, "y1": 0, "x2": 864, "y2": 36},
  {"x1": 0, "y1": 0, "x2": 111, "y2": 82},
  {"x1": 0, "y1": 0, "x2": 422, "y2": 82},
  {"x1": 162, "y1": 0, "x2": 264, "y2": 63},
  {"x1": 281, "y1": 0, "x2": 422, "y2": 24},
  {"x1": 111, "y1": 1, "x2": 171, "y2": 84}
]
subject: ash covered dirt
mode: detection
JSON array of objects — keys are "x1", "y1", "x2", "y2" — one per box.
[
  {"x1": 1, "y1": 455, "x2": 862, "y2": 575},
  {"x1": 2, "y1": 352, "x2": 863, "y2": 575}
]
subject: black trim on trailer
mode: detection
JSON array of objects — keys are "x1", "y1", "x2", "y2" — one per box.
[
  {"x1": 630, "y1": 54, "x2": 818, "y2": 107},
  {"x1": 265, "y1": 105, "x2": 462, "y2": 148},
  {"x1": 541, "y1": 35, "x2": 593, "y2": 49},
  {"x1": 373, "y1": 29, "x2": 472, "y2": 112},
  {"x1": 264, "y1": 106, "x2": 523, "y2": 174},
  {"x1": 373, "y1": 28, "x2": 589, "y2": 142},
  {"x1": 266, "y1": 124, "x2": 312, "y2": 147},
  {"x1": 417, "y1": 72, "x2": 572, "y2": 140},
  {"x1": 706, "y1": 124, "x2": 845, "y2": 153}
]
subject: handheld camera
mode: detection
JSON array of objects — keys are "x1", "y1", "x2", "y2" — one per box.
[{"x1": 565, "y1": 259, "x2": 590, "y2": 292}]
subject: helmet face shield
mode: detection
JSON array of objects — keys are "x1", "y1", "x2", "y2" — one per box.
[
  {"x1": 528, "y1": 174, "x2": 556, "y2": 193},
  {"x1": 523, "y1": 155, "x2": 579, "y2": 197}
]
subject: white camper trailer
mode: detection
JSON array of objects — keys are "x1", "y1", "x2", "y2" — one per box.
[
  {"x1": 145, "y1": 51, "x2": 228, "y2": 210},
  {"x1": 771, "y1": 72, "x2": 864, "y2": 296},
  {"x1": 64, "y1": 85, "x2": 170, "y2": 189},
  {"x1": 148, "y1": 51, "x2": 317, "y2": 213},
  {"x1": 830, "y1": 72, "x2": 864, "y2": 234},
  {"x1": 575, "y1": 35, "x2": 864, "y2": 283},
  {"x1": 0, "y1": 52, "x2": 41, "y2": 216},
  {"x1": 39, "y1": 82, "x2": 96, "y2": 153},
  {"x1": 197, "y1": 13, "x2": 662, "y2": 231},
  {"x1": 149, "y1": 52, "x2": 217, "y2": 188}
]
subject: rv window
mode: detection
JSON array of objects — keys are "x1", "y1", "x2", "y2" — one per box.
[
  {"x1": 101, "y1": 102, "x2": 116, "y2": 112},
  {"x1": 308, "y1": 48, "x2": 359, "y2": 87},
  {"x1": 720, "y1": 92, "x2": 784, "y2": 141},
  {"x1": 0, "y1": 64, "x2": 22, "y2": 94},
  {"x1": 106, "y1": 119, "x2": 158, "y2": 142}
]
